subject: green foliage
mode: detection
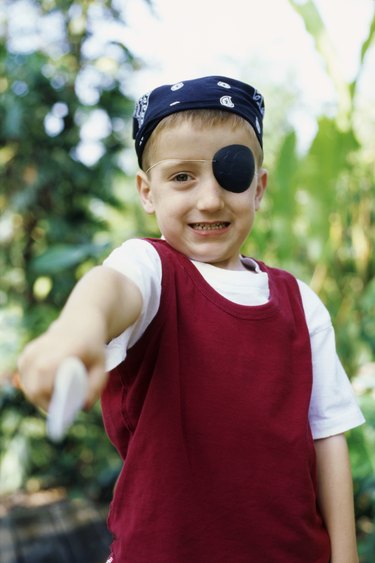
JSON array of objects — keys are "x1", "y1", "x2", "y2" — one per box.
[
  {"x1": 270, "y1": 3, "x2": 375, "y2": 558},
  {"x1": 0, "y1": 0, "x2": 374, "y2": 558},
  {"x1": 0, "y1": 383, "x2": 121, "y2": 500},
  {"x1": 351, "y1": 391, "x2": 375, "y2": 561},
  {"x1": 0, "y1": 0, "x2": 139, "y2": 335},
  {"x1": 0, "y1": 0, "x2": 139, "y2": 499}
]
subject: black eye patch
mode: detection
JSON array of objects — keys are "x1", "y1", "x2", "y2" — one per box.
[{"x1": 212, "y1": 144, "x2": 255, "y2": 193}]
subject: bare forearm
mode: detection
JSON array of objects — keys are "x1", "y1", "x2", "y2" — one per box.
[
  {"x1": 18, "y1": 265, "x2": 142, "y2": 409},
  {"x1": 57, "y1": 266, "x2": 142, "y2": 341},
  {"x1": 314, "y1": 434, "x2": 358, "y2": 563}
]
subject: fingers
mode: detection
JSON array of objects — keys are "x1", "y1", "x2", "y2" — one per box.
[
  {"x1": 17, "y1": 342, "x2": 59, "y2": 412},
  {"x1": 17, "y1": 336, "x2": 107, "y2": 414}
]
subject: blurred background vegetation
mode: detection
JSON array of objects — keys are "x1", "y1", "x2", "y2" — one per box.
[{"x1": 0, "y1": 0, "x2": 374, "y2": 560}]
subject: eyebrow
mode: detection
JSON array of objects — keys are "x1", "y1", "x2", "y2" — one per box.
[{"x1": 145, "y1": 158, "x2": 213, "y2": 174}]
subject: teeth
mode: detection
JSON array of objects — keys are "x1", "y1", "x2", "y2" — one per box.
[{"x1": 192, "y1": 222, "x2": 228, "y2": 230}]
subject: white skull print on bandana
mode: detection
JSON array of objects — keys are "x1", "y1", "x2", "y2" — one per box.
[{"x1": 133, "y1": 92, "x2": 150, "y2": 129}]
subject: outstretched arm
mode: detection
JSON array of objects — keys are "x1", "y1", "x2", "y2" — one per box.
[
  {"x1": 314, "y1": 433, "x2": 359, "y2": 563},
  {"x1": 18, "y1": 265, "x2": 142, "y2": 410}
]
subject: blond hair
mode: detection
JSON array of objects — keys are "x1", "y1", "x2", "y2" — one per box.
[{"x1": 141, "y1": 109, "x2": 263, "y2": 172}]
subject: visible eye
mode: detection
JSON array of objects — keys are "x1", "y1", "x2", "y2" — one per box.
[{"x1": 172, "y1": 172, "x2": 192, "y2": 183}]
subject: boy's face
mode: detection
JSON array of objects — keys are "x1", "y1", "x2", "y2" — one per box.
[{"x1": 137, "y1": 120, "x2": 268, "y2": 270}]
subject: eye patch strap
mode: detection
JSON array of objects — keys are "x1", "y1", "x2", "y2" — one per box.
[
  {"x1": 145, "y1": 159, "x2": 209, "y2": 174},
  {"x1": 145, "y1": 144, "x2": 255, "y2": 193}
]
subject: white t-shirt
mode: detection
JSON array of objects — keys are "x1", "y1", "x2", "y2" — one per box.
[{"x1": 103, "y1": 238, "x2": 365, "y2": 440}]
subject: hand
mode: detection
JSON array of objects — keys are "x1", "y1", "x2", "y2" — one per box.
[
  {"x1": 17, "y1": 315, "x2": 108, "y2": 413},
  {"x1": 17, "y1": 265, "x2": 142, "y2": 414}
]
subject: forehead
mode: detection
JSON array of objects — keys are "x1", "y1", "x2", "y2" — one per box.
[{"x1": 150, "y1": 119, "x2": 255, "y2": 163}]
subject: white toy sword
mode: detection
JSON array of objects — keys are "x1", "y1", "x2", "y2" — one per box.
[{"x1": 47, "y1": 357, "x2": 88, "y2": 442}]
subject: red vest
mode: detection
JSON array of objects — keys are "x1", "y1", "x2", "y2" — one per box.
[{"x1": 101, "y1": 239, "x2": 330, "y2": 562}]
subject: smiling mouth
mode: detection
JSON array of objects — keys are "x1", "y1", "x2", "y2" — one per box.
[{"x1": 190, "y1": 222, "x2": 230, "y2": 231}]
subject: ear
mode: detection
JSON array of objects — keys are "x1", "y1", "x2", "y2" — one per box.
[
  {"x1": 254, "y1": 168, "x2": 268, "y2": 211},
  {"x1": 136, "y1": 170, "x2": 155, "y2": 214}
]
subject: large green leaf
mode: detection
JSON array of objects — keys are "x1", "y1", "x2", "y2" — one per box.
[
  {"x1": 288, "y1": 0, "x2": 351, "y2": 123},
  {"x1": 30, "y1": 243, "x2": 110, "y2": 274}
]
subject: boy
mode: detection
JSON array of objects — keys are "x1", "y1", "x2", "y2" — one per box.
[{"x1": 19, "y1": 76, "x2": 364, "y2": 562}]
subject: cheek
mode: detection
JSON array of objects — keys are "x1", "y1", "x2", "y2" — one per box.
[
  {"x1": 153, "y1": 196, "x2": 184, "y2": 228},
  {"x1": 156, "y1": 191, "x2": 190, "y2": 213},
  {"x1": 230, "y1": 191, "x2": 254, "y2": 211},
  {"x1": 232, "y1": 196, "x2": 257, "y2": 228}
]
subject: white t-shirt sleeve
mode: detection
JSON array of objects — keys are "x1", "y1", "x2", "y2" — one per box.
[
  {"x1": 297, "y1": 280, "x2": 365, "y2": 438},
  {"x1": 103, "y1": 239, "x2": 162, "y2": 371}
]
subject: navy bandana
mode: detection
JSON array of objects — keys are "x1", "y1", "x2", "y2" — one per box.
[{"x1": 132, "y1": 75, "x2": 265, "y2": 168}]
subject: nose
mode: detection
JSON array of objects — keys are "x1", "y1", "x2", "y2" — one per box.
[{"x1": 196, "y1": 174, "x2": 225, "y2": 213}]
